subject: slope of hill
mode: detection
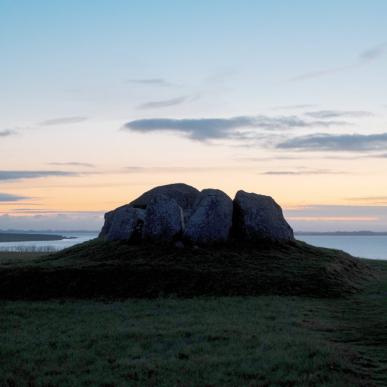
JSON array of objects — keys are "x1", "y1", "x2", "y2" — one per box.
[{"x1": 0, "y1": 239, "x2": 372, "y2": 299}]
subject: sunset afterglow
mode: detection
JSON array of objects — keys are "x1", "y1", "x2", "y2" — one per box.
[{"x1": 1, "y1": 1, "x2": 387, "y2": 231}]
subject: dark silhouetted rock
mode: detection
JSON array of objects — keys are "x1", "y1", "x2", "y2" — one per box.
[
  {"x1": 233, "y1": 190, "x2": 294, "y2": 241},
  {"x1": 99, "y1": 210, "x2": 115, "y2": 239},
  {"x1": 129, "y1": 183, "x2": 199, "y2": 210},
  {"x1": 142, "y1": 195, "x2": 184, "y2": 242},
  {"x1": 184, "y1": 189, "x2": 233, "y2": 244},
  {"x1": 99, "y1": 206, "x2": 144, "y2": 241},
  {"x1": 99, "y1": 183, "x2": 295, "y2": 245}
]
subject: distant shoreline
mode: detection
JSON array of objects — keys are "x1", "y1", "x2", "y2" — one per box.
[
  {"x1": 0, "y1": 233, "x2": 75, "y2": 243},
  {"x1": 296, "y1": 231, "x2": 387, "y2": 236}
]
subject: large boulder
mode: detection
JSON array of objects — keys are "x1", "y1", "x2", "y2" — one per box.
[
  {"x1": 99, "y1": 206, "x2": 144, "y2": 241},
  {"x1": 98, "y1": 210, "x2": 115, "y2": 239},
  {"x1": 129, "y1": 183, "x2": 199, "y2": 210},
  {"x1": 99, "y1": 183, "x2": 198, "y2": 241},
  {"x1": 233, "y1": 190, "x2": 294, "y2": 242},
  {"x1": 142, "y1": 195, "x2": 184, "y2": 242},
  {"x1": 184, "y1": 189, "x2": 233, "y2": 244},
  {"x1": 99, "y1": 184, "x2": 294, "y2": 245}
]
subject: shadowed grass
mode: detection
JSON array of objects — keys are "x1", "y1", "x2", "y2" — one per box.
[
  {"x1": 0, "y1": 253, "x2": 386, "y2": 385},
  {"x1": 0, "y1": 251, "x2": 50, "y2": 266},
  {"x1": 0, "y1": 239, "x2": 371, "y2": 299},
  {"x1": 0, "y1": 296, "x2": 371, "y2": 386}
]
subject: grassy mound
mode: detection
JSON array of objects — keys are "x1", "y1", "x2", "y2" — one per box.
[{"x1": 0, "y1": 239, "x2": 372, "y2": 299}]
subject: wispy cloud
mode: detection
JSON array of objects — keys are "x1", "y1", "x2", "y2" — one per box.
[
  {"x1": 277, "y1": 133, "x2": 387, "y2": 152},
  {"x1": 137, "y1": 96, "x2": 189, "y2": 109},
  {"x1": 271, "y1": 104, "x2": 317, "y2": 110},
  {"x1": 289, "y1": 65, "x2": 355, "y2": 82},
  {"x1": 286, "y1": 204, "x2": 387, "y2": 217},
  {"x1": 284, "y1": 204, "x2": 387, "y2": 231},
  {"x1": 123, "y1": 115, "x2": 349, "y2": 141},
  {"x1": 126, "y1": 78, "x2": 175, "y2": 87},
  {"x1": 204, "y1": 68, "x2": 236, "y2": 84},
  {"x1": 123, "y1": 165, "x2": 341, "y2": 175},
  {"x1": 39, "y1": 117, "x2": 88, "y2": 126},
  {"x1": 0, "y1": 213, "x2": 103, "y2": 231},
  {"x1": 234, "y1": 155, "x2": 305, "y2": 162},
  {"x1": 237, "y1": 153, "x2": 387, "y2": 162},
  {"x1": 290, "y1": 42, "x2": 387, "y2": 81},
  {"x1": 0, "y1": 129, "x2": 17, "y2": 137},
  {"x1": 305, "y1": 110, "x2": 373, "y2": 119},
  {"x1": 290, "y1": 216, "x2": 378, "y2": 222},
  {"x1": 0, "y1": 193, "x2": 30, "y2": 202},
  {"x1": 261, "y1": 168, "x2": 345, "y2": 175},
  {"x1": 368, "y1": 153, "x2": 387, "y2": 158},
  {"x1": 359, "y1": 42, "x2": 387, "y2": 61},
  {"x1": 236, "y1": 154, "x2": 358, "y2": 162},
  {"x1": 4, "y1": 209, "x2": 103, "y2": 215},
  {"x1": 48, "y1": 162, "x2": 95, "y2": 168},
  {"x1": 124, "y1": 166, "x2": 234, "y2": 173},
  {"x1": 345, "y1": 196, "x2": 387, "y2": 205},
  {"x1": 0, "y1": 170, "x2": 78, "y2": 181}
]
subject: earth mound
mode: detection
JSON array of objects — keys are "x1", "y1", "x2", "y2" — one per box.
[
  {"x1": 0, "y1": 184, "x2": 372, "y2": 300},
  {"x1": 0, "y1": 239, "x2": 371, "y2": 300}
]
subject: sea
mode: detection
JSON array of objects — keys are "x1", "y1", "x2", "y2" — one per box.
[
  {"x1": 297, "y1": 235, "x2": 387, "y2": 260},
  {"x1": 0, "y1": 231, "x2": 99, "y2": 252},
  {"x1": 0, "y1": 231, "x2": 386, "y2": 260}
]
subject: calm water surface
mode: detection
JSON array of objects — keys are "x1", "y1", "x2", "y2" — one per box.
[
  {"x1": 297, "y1": 235, "x2": 387, "y2": 260},
  {"x1": 1, "y1": 232, "x2": 386, "y2": 260},
  {"x1": 0, "y1": 232, "x2": 98, "y2": 252}
]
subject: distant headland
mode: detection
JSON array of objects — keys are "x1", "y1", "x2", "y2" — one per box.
[
  {"x1": 296, "y1": 231, "x2": 387, "y2": 236},
  {"x1": 0, "y1": 233, "x2": 75, "y2": 243}
]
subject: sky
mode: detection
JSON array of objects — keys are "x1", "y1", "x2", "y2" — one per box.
[{"x1": 1, "y1": 0, "x2": 387, "y2": 231}]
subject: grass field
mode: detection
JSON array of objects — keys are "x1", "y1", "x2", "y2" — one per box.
[
  {"x1": 0, "y1": 251, "x2": 50, "y2": 266},
  {"x1": 0, "y1": 246, "x2": 386, "y2": 386}
]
